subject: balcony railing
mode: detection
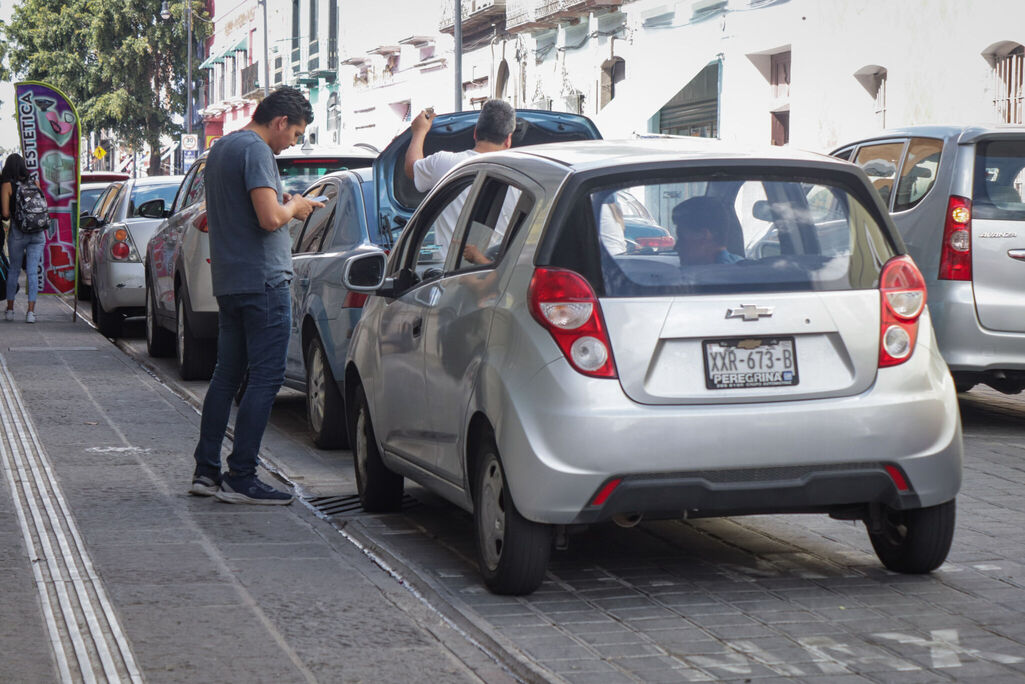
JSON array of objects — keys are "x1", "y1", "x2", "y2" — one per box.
[
  {"x1": 439, "y1": 0, "x2": 507, "y2": 35},
  {"x1": 506, "y1": 0, "x2": 623, "y2": 31}
]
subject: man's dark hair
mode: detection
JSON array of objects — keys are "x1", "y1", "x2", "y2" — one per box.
[
  {"x1": 1, "y1": 153, "x2": 30, "y2": 183},
  {"x1": 252, "y1": 87, "x2": 314, "y2": 126},
  {"x1": 475, "y1": 99, "x2": 516, "y2": 144},
  {"x1": 672, "y1": 196, "x2": 733, "y2": 244}
]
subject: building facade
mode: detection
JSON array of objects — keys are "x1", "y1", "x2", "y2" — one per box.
[{"x1": 196, "y1": 0, "x2": 1025, "y2": 156}]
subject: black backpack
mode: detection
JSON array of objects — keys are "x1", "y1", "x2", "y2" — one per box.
[{"x1": 14, "y1": 179, "x2": 50, "y2": 233}]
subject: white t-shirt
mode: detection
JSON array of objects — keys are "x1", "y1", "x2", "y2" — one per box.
[
  {"x1": 413, "y1": 150, "x2": 479, "y2": 256},
  {"x1": 599, "y1": 203, "x2": 628, "y2": 256}
]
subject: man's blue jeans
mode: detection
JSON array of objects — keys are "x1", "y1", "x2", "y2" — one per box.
[{"x1": 193, "y1": 282, "x2": 290, "y2": 478}]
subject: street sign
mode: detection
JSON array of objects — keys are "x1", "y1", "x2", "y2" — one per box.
[
  {"x1": 182, "y1": 134, "x2": 199, "y2": 151},
  {"x1": 183, "y1": 149, "x2": 198, "y2": 167},
  {"x1": 93, "y1": 146, "x2": 107, "y2": 160}
]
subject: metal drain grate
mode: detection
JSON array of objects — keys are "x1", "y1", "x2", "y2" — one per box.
[{"x1": 305, "y1": 493, "x2": 419, "y2": 518}]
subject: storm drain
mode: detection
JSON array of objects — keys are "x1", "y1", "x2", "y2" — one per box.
[{"x1": 305, "y1": 493, "x2": 420, "y2": 518}]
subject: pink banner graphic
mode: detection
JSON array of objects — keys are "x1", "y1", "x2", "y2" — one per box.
[{"x1": 15, "y1": 81, "x2": 81, "y2": 295}]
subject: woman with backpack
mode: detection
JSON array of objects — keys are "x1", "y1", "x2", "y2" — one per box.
[{"x1": 2, "y1": 153, "x2": 46, "y2": 323}]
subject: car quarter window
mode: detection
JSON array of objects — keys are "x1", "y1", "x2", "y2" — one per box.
[
  {"x1": 106, "y1": 184, "x2": 129, "y2": 222},
  {"x1": 182, "y1": 160, "x2": 207, "y2": 209},
  {"x1": 92, "y1": 184, "x2": 119, "y2": 219},
  {"x1": 893, "y1": 138, "x2": 943, "y2": 213},
  {"x1": 327, "y1": 178, "x2": 366, "y2": 248},
  {"x1": 853, "y1": 141, "x2": 907, "y2": 209},
  {"x1": 451, "y1": 176, "x2": 533, "y2": 273},
  {"x1": 292, "y1": 183, "x2": 338, "y2": 254}
]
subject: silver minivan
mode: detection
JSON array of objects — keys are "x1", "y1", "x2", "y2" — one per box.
[
  {"x1": 833, "y1": 125, "x2": 1025, "y2": 393},
  {"x1": 343, "y1": 139, "x2": 963, "y2": 595}
]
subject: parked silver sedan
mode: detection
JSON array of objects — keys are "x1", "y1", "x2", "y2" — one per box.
[
  {"x1": 88, "y1": 175, "x2": 183, "y2": 337},
  {"x1": 342, "y1": 139, "x2": 963, "y2": 595}
]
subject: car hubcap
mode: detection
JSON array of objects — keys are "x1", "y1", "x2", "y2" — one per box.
[
  {"x1": 479, "y1": 458, "x2": 506, "y2": 571},
  {"x1": 308, "y1": 346, "x2": 325, "y2": 432},
  {"x1": 355, "y1": 407, "x2": 369, "y2": 492},
  {"x1": 176, "y1": 299, "x2": 185, "y2": 364}
]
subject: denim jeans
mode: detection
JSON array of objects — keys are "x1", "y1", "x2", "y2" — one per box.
[
  {"x1": 193, "y1": 282, "x2": 291, "y2": 478},
  {"x1": 6, "y1": 227, "x2": 45, "y2": 302}
]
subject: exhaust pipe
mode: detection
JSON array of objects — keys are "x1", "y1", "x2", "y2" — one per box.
[{"x1": 612, "y1": 513, "x2": 643, "y2": 528}]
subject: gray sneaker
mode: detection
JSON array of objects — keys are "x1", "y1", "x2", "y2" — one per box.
[
  {"x1": 4, "y1": 310, "x2": 13, "y2": 322},
  {"x1": 189, "y1": 474, "x2": 221, "y2": 497},
  {"x1": 215, "y1": 473, "x2": 293, "y2": 505}
]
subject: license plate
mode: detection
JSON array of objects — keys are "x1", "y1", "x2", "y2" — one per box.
[{"x1": 703, "y1": 337, "x2": 799, "y2": 390}]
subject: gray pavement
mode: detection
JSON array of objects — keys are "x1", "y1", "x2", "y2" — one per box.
[{"x1": 0, "y1": 295, "x2": 512, "y2": 683}]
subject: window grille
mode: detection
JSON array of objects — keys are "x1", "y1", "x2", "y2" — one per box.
[{"x1": 994, "y1": 46, "x2": 1024, "y2": 124}]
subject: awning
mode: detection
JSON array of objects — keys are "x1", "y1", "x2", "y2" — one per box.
[
  {"x1": 199, "y1": 38, "x2": 248, "y2": 69},
  {"x1": 594, "y1": 23, "x2": 722, "y2": 139}
]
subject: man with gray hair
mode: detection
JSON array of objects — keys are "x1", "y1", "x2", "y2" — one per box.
[{"x1": 404, "y1": 100, "x2": 517, "y2": 261}]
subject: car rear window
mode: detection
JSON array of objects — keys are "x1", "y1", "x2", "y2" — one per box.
[
  {"x1": 543, "y1": 171, "x2": 897, "y2": 296},
  {"x1": 973, "y1": 139, "x2": 1025, "y2": 221},
  {"x1": 128, "y1": 183, "x2": 179, "y2": 217},
  {"x1": 278, "y1": 156, "x2": 373, "y2": 196}
]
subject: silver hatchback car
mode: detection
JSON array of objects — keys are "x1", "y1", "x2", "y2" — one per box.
[
  {"x1": 833, "y1": 125, "x2": 1025, "y2": 394},
  {"x1": 343, "y1": 140, "x2": 963, "y2": 595}
]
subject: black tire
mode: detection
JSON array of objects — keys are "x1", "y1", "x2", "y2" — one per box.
[
  {"x1": 175, "y1": 292, "x2": 216, "y2": 381},
  {"x1": 76, "y1": 268, "x2": 91, "y2": 300},
  {"x1": 473, "y1": 445, "x2": 552, "y2": 595},
  {"x1": 352, "y1": 386, "x2": 403, "y2": 512},
  {"x1": 145, "y1": 279, "x2": 174, "y2": 357},
  {"x1": 868, "y1": 499, "x2": 956, "y2": 574},
  {"x1": 92, "y1": 290, "x2": 123, "y2": 338},
  {"x1": 306, "y1": 336, "x2": 349, "y2": 449}
]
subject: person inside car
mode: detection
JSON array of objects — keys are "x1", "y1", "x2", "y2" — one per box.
[{"x1": 673, "y1": 196, "x2": 745, "y2": 266}]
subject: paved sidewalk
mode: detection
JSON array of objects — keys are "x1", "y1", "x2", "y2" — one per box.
[{"x1": 0, "y1": 295, "x2": 511, "y2": 683}]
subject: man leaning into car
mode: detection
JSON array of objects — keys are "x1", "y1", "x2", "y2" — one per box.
[{"x1": 189, "y1": 87, "x2": 324, "y2": 505}]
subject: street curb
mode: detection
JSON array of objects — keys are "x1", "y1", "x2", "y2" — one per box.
[{"x1": 68, "y1": 301, "x2": 557, "y2": 684}]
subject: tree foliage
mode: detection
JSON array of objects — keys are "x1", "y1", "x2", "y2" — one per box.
[{"x1": 4, "y1": 0, "x2": 210, "y2": 174}]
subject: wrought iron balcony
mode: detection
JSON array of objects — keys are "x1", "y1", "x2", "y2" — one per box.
[
  {"x1": 241, "y1": 62, "x2": 261, "y2": 99},
  {"x1": 439, "y1": 0, "x2": 507, "y2": 35}
]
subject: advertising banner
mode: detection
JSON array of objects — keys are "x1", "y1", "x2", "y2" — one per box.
[{"x1": 15, "y1": 81, "x2": 81, "y2": 295}]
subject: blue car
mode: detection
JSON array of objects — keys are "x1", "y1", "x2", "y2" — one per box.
[{"x1": 286, "y1": 109, "x2": 602, "y2": 449}]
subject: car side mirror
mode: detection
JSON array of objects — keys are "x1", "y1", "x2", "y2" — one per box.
[
  {"x1": 752, "y1": 200, "x2": 774, "y2": 222},
  {"x1": 343, "y1": 251, "x2": 392, "y2": 296},
  {"x1": 137, "y1": 199, "x2": 169, "y2": 219},
  {"x1": 80, "y1": 214, "x2": 101, "y2": 230}
]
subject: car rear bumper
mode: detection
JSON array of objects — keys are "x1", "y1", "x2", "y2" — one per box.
[
  {"x1": 930, "y1": 280, "x2": 1025, "y2": 372},
  {"x1": 495, "y1": 335, "x2": 962, "y2": 525},
  {"x1": 97, "y1": 262, "x2": 146, "y2": 310}
]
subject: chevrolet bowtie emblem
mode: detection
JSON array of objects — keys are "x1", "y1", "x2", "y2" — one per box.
[{"x1": 726, "y1": 305, "x2": 774, "y2": 321}]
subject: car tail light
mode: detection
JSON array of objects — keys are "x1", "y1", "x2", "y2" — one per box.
[
  {"x1": 193, "y1": 213, "x2": 208, "y2": 233},
  {"x1": 938, "y1": 196, "x2": 971, "y2": 280},
  {"x1": 110, "y1": 228, "x2": 133, "y2": 261},
  {"x1": 342, "y1": 292, "x2": 368, "y2": 308},
  {"x1": 528, "y1": 267, "x2": 617, "y2": 379},
  {"x1": 635, "y1": 236, "x2": 676, "y2": 251},
  {"x1": 879, "y1": 255, "x2": 927, "y2": 367}
]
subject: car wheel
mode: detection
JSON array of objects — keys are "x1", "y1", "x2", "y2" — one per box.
[
  {"x1": 175, "y1": 292, "x2": 216, "y2": 381},
  {"x1": 868, "y1": 499, "x2": 955, "y2": 574},
  {"x1": 92, "y1": 289, "x2": 123, "y2": 338},
  {"x1": 75, "y1": 267, "x2": 91, "y2": 300},
  {"x1": 306, "y1": 336, "x2": 349, "y2": 449},
  {"x1": 146, "y1": 279, "x2": 174, "y2": 357},
  {"x1": 473, "y1": 444, "x2": 552, "y2": 595},
  {"x1": 352, "y1": 385, "x2": 402, "y2": 512}
]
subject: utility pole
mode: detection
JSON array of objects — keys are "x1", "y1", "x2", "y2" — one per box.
[
  {"x1": 261, "y1": 0, "x2": 270, "y2": 96},
  {"x1": 454, "y1": 0, "x2": 462, "y2": 112}
]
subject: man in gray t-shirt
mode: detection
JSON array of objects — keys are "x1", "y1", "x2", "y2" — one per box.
[{"x1": 190, "y1": 87, "x2": 323, "y2": 505}]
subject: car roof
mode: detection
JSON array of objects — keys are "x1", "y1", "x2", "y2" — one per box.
[
  {"x1": 834, "y1": 124, "x2": 1025, "y2": 149},
  {"x1": 130, "y1": 174, "x2": 186, "y2": 187},
  {"x1": 81, "y1": 182, "x2": 113, "y2": 191},
  {"x1": 476, "y1": 137, "x2": 848, "y2": 173},
  {"x1": 276, "y1": 145, "x2": 377, "y2": 161}
]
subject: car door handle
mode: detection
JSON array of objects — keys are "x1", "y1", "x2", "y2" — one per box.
[
  {"x1": 1008, "y1": 249, "x2": 1025, "y2": 262},
  {"x1": 411, "y1": 316, "x2": 422, "y2": 338}
]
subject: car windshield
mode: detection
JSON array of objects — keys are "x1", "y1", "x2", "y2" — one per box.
[
  {"x1": 973, "y1": 139, "x2": 1025, "y2": 221},
  {"x1": 278, "y1": 157, "x2": 373, "y2": 196},
  {"x1": 546, "y1": 172, "x2": 897, "y2": 296},
  {"x1": 129, "y1": 183, "x2": 180, "y2": 218}
]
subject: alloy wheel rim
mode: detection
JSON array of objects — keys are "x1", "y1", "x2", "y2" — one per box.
[
  {"x1": 479, "y1": 458, "x2": 505, "y2": 571},
  {"x1": 355, "y1": 407, "x2": 369, "y2": 493},
  {"x1": 309, "y1": 346, "x2": 325, "y2": 432}
]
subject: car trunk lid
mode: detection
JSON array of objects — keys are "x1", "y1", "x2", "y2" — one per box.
[{"x1": 602, "y1": 291, "x2": 880, "y2": 405}]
